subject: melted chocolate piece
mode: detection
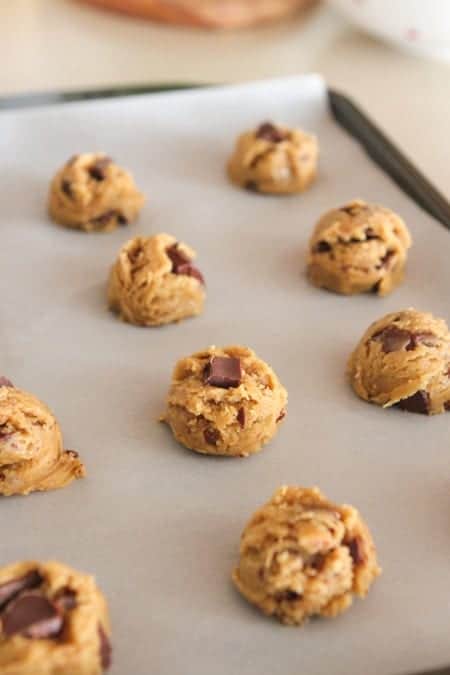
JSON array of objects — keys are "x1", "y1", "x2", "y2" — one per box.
[
  {"x1": 255, "y1": 122, "x2": 286, "y2": 143},
  {"x1": 204, "y1": 356, "x2": 242, "y2": 389},
  {"x1": 276, "y1": 590, "x2": 302, "y2": 602},
  {"x1": 53, "y1": 588, "x2": 77, "y2": 611},
  {"x1": 346, "y1": 537, "x2": 366, "y2": 565},
  {"x1": 88, "y1": 157, "x2": 112, "y2": 181},
  {"x1": 373, "y1": 326, "x2": 437, "y2": 353},
  {"x1": 2, "y1": 593, "x2": 62, "y2": 639},
  {"x1": 0, "y1": 571, "x2": 43, "y2": 610},
  {"x1": 0, "y1": 377, "x2": 13, "y2": 388},
  {"x1": 90, "y1": 210, "x2": 118, "y2": 227},
  {"x1": 445, "y1": 401, "x2": 450, "y2": 411},
  {"x1": 397, "y1": 390, "x2": 430, "y2": 415},
  {"x1": 204, "y1": 428, "x2": 220, "y2": 446},
  {"x1": 166, "y1": 244, "x2": 204, "y2": 285},
  {"x1": 276, "y1": 409, "x2": 286, "y2": 423},
  {"x1": 245, "y1": 180, "x2": 259, "y2": 192},
  {"x1": 98, "y1": 624, "x2": 112, "y2": 670},
  {"x1": 237, "y1": 407, "x2": 246, "y2": 429}
]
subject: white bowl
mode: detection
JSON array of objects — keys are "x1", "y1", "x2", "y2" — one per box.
[{"x1": 329, "y1": 0, "x2": 450, "y2": 61}]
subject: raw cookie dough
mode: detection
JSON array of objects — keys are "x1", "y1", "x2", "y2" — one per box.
[
  {"x1": 0, "y1": 379, "x2": 85, "y2": 496},
  {"x1": 48, "y1": 153, "x2": 145, "y2": 232},
  {"x1": 232, "y1": 486, "x2": 381, "y2": 625},
  {"x1": 163, "y1": 345, "x2": 287, "y2": 457},
  {"x1": 0, "y1": 560, "x2": 111, "y2": 674},
  {"x1": 227, "y1": 121, "x2": 318, "y2": 195},
  {"x1": 348, "y1": 308, "x2": 450, "y2": 415},
  {"x1": 108, "y1": 233, "x2": 206, "y2": 326},
  {"x1": 307, "y1": 200, "x2": 412, "y2": 296}
]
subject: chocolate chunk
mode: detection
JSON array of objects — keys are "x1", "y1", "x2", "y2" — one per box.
[
  {"x1": 117, "y1": 213, "x2": 128, "y2": 226},
  {"x1": 397, "y1": 390, "x2": 430, "y2": 415},
  {"x1": 203, "y1": 428, "x2": 220, "y2": 446},
  {"x1": 0, "y1": 377, "x2": 13, "y2": 388},
  {"x1": 370, "y1": 281, "x2": 381, "y2": 294},
  {"x1": 314, "y1": 240, "x2": 332, "y2": 253},
  {"x1": 204, "y1": 356, "x2": 242, "y2": 389},
  {"x1": 65, "y1": 450, "x2": 79, "y2": 459},
  {"x1": 255, "y1": 122, "x2": 286, "y2": 143},
  {"x1": 372, "y1": 326, "x2": 413, "y2": 353},
  {"x1": 88, "y1": 157, "x2": 112, "y2": 181},
  {"x1": 90, "y1": 210, "x2": 117, "y2": 227},
  {"x1": 445, "y1": 401, "x2": 450, "y2": 411},
  {"x1": 276, "y1": 409, "x2": 286, "y2": 423},
  {"x1": 237, "y1": 407, "x2": 246, "y2": 429},
  {"x1": 61, "y1": 179, "x2": 73, "y2": 198},
  {"x1": 346, "y1": 537, "x2": 366, "y2": 565},
  {"x1": 0, "y1": 571, "x2": 42, "y2": 611},
  {"x1": 2, "y1": 594, "x2": 62, "y2": 639},
  {"x1": 373, "y1": 326, "x2": 437, "y2": 353},
  {"x1": 309, "y1": 554, "x2": 326, "y2": 571},
  {"x1": 166, "y1": 244, "x2": 204, "y2": 285},
  {"x1": 245, "y1": 180, "x2": 259, "y2": 192},
  {"x1": 53, "y1": 588, "x2": 77, "y2": 611},
  {"x1": 98, "y1": 624, "x2": 112, "y2": 670}
]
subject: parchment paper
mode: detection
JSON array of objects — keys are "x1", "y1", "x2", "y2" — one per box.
[{"x1": 1, "y1": 76, "x2": 449, "y2": 675}]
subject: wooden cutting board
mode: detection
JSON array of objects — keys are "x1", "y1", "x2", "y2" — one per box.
[{"x1": 79, "y1": 0, "x2": 315, "y2": 28}]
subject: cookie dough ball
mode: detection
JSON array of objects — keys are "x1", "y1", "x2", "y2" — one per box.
[
  {"x1": 227, "y1": 121, "x2": 318, "y2": 195},
  {"x1": 108, "y1": 233, "x2": 206, "y2": 327},
  {"x1": 348, "y1": 309, "x2": 450, "y2": 415},
  {"x1": 0, "y1": 560, "x2": 111, "y2": 674},
  {"x1": 163, "y1": 345, "x2": 287, "y2": 457},
  {"x1": 48, "y1": 153, "x2": 145, "y2": 232},
  {"x1": 0, "y1": 379, "x2": 85, "y2": 496},
  {"x1": 307, "y1": 200, "x2": 412, "y2": 296},
  {"x1": 232, "y1": 486, "x2": 381, "y2": 625}
]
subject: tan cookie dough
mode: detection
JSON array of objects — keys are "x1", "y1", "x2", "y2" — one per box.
[
  {"x1": 0, "y1": 560, "x2": 111, "y2": 674},
  {"x1": 232, "y1": 486, "x2": 381, "y2": 625},
  {"x1": 163, "y1": 345, "x2": 287, "y2": 457},
  {"x1": 307, "y1": 200, "x2": 412, "y2": 295},
  {"x1": 348, "y1": 308, "x2": 450, "y2": 415},
  {"x1": 48, "y1": 153, "x2": 145, "y2": 232},
  {"x1": 227, "y1": 121, "x2": 318, "y2": 195},
  {"x1": 108, "y1": 233, "x2": 206, "y2": 326},
  {"x1": 0, "y1": 379, "x2": 85, "y2": 496}
]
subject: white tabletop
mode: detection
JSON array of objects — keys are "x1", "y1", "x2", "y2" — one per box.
[{"x1": 1, "y1": 0, "x2": 449, "y2": 194}]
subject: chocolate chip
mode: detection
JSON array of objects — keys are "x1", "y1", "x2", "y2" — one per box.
[
  {"x1": 445, "y1": 401, "x2": 450, "y2": 411},
  {"x1": 314, "y1": 240, "x2": 332, "y2": 253},
  {"x1": 204, "y1": 428, "x2": 220, "y2": 446},
  {"x1": 365, "y1": 227, "x2": 379, "y2": 240},
  {"x1": 255, "y1": 122, "x2": 286, "y2": 143},
  {"x1": 166, "y1": 244, "x2": 204, "y2": 285},
  {"x1": 88, "y1": 157, "x2": 112, "y2": 181},
  {"x1": 61, "y1": 179, "x2": 73, "y2": 198},
  {"x1": 397, "y1": 390, "x2": 430, "y2": 415},
  {"x1": 245, "y1": 180, "x2": 259, "y2": 192},
  {"x1": 376, "y1": 250, "x2": 395, "y2": 269},
  {"x1": 204, "y1": 356, "x2": 242, "y2": 389},
  {"x1": 0, "y1": 377, "x2": 13, "y2": 388},
  {"x1": 117, "y1": 213, "x2": 128, "y2": 226},
  {"x1": 346, "y1": 537, "x2": 366, "y2": 565},
  {"x1": 65, "y1": 450, "x2": 79, "y2": 459},
  {"x1": 237, "y1": 407, "x2": 246, "y2": 429},
  {"x1": 309, "y1": 554, "x2": 326, "y2": 571},
  {"x1": 371, "y1": 281, "x2": 381, "y2": 294},
  {"x1": 98, "y1": 624, "x2": 112, "y2": 670},
  {"x1": 0, "y1": 571, "x2": 43, "y2": 611},
  {"x1": 276, "y1": 409, "x2": 286, "y2": 423},
  {"x1": 2, "y1": 593, "x2": 62, "y2": 639},
  {"x1": 53, "y1": 588, "x2": 77, "y2": 611},
  {"x1": 90, "y1": 210, "x2": 117, "y2": 227},
  {"x1": 276, "y1": 590, "x2": 301, "y2": 602}
]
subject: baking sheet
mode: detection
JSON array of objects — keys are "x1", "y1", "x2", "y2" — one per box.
[{"x1": 1, "y1": 75, "x2": 450, "y2": 675}]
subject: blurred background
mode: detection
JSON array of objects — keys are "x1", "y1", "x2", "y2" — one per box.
[{"x1": 1, "y1": 0, "x2": 449, "y2": 191}]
